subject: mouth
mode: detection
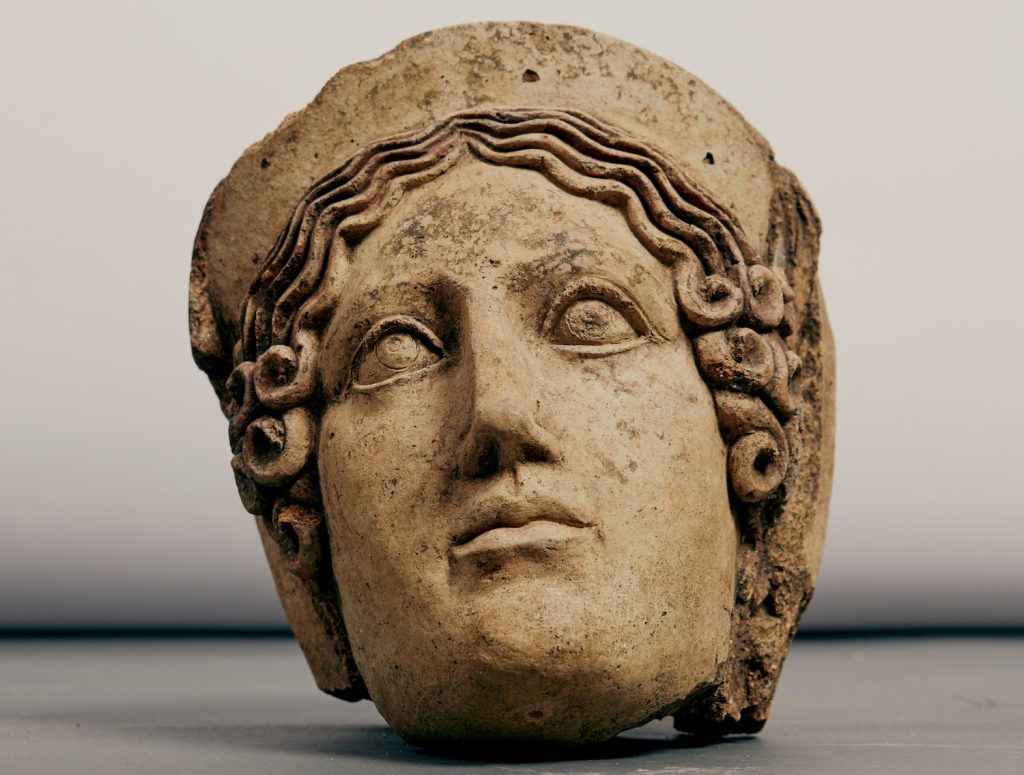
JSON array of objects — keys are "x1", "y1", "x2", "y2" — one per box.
[
  {"x1": 452, "y1": 495, "x2": 592, "y2": 549},
  {"x1": 448, "y1": 494, "x2": 597, "y2": 577}
]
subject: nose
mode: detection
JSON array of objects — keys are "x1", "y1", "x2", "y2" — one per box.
[
  {"x1": 458, "y1": 397, "x2": 562, "y2": 478},
  {"x1": 456, "y1": 322, "x2": 562, "y2": 479}
]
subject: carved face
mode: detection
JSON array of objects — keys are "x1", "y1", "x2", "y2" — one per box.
[{"x1": 317, "y1": 160, "x2": 737, "y2": 743}]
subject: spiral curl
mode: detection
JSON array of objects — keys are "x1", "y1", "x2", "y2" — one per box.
[
  {"x1": 673, "y1": 259, "x2": 745, "y2": 327},
  {"x1": 694, "y1": 328, "x2": 774, "y2": 391},
  {"x1": 253, "y1": 332, "x2": 319, "y2": 409}
]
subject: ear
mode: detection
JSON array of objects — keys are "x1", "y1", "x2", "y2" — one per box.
[{"x1": 256, "y1": 503, "x2": 368, "y2": 700}]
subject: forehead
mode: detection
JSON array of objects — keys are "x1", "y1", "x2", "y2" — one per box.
[{"x1": 337, "y1": 159, "x2": 673, "y2": 298}]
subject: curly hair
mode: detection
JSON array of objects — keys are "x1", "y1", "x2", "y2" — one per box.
[{"x1": 222, "y1": 108, "x2": 807, "y2": 733}]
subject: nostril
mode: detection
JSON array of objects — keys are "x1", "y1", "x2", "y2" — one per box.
[
  {"x1": 522, "y1": 442, "x2": 552, "y2": 464},
  {"x1": 472, "y1": 438, "x2": 500, "y2": 478}
]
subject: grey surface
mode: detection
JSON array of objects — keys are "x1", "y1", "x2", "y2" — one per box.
[{"x1": 1, "y1": 638, "x2": 1021, "y2": 774}]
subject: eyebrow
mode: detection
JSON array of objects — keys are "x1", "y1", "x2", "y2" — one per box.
[
  {"x1": 500, "y1": 240, "x2": 668, "y2": 283},
  {"x1": 511, "y1": 244, "x2": 605, "y2": 277},
  {"x1": 325, "y1": 272, "x2": 458, "y2": 368},
  {"x1": 500, "y1": 246, "x2": 677, "y2": 337}
]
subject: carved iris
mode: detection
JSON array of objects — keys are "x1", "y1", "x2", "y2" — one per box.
[{"x1": 351, "y1": 316, "x2": 445, "y2": 390}]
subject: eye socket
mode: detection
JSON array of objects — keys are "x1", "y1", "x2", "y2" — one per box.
[
  {"x1": 351, "y1": 316, "x2": 445, "y2": 390},
  {"x1": 543, "y1": 278, "x2": 654, "y2": 356}
]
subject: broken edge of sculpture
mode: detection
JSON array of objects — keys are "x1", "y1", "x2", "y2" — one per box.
[{"x1": 188, "y1": 22, "x2": 834, "y2": 745}]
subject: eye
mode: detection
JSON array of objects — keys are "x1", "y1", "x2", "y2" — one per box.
[
  {"x1": 556, "y1": 299, "x2": 636, "y2": 345},
  {"x1": 351, "y1": 316, "x2": 444, "y2": 390},
  {"x1": 543, "y1": 278, "x2": 654, "y2": 356}
]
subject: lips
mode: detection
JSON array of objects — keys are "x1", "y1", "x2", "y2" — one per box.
[{"x1": 451, "y1": 494, "x2": 592, "y2": 550}]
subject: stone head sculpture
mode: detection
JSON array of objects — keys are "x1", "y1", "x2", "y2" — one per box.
[{"x1": 189, "y1": 23, "x2": 833, "y2": 746}]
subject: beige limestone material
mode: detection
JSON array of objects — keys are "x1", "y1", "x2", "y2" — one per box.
[{"x1": 189, "y1": 22, "x2": 834, "y2": 747}]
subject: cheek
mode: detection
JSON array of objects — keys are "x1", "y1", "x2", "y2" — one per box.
[
  {"x1": 317, "y1": 380, "x2": 460, "y2": 577},
  {"x1": 552, "y1": 341, "x2": 733, "y2": 573},
  {"x1": 553, "y1": 341, "x2": 724, "y2": 489}
]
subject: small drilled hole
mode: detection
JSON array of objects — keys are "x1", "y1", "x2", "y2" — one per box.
[
  {"x1": 252, "y1": 423, "x2": 285, "y2": 456},
  {"x1": 270, "y1": 362, "x2": 292, "y2": 385},
  {"x1": 475, "y1": 442, "x2": 499, "y2": 476},
  {"x1": 278, "y1": 519, "x2": 298, "y2": 556},
  {"x1": 753, "y1": 449, "x2": 775, "y2": 474}
]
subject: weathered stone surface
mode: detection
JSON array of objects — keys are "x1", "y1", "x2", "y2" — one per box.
[{"x1": 189, "y1": 22, "x2": 833, "y2": 747}]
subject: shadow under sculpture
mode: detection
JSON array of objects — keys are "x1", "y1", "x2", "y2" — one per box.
[{"x1": 188, "y1": 23, "x2": 834, "y2": 748}]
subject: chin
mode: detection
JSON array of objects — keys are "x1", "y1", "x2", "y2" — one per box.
[
  {"x1": 389, "y1": 647, "x2": 706, "y2": 747},
  {"x1": 383, "y1": 602, "x2": 712, "y2": 746},
  {"x1": 454, "y1": 570, "x2": 608, "y2": 664}
]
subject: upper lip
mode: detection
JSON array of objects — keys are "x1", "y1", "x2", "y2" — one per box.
[{"x1": 452, "y1": 494, "x2": 591, "y2": 547}]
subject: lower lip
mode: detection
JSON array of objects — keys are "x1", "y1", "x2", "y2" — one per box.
[{"x1": 450, "y1": 520, "x2": 590, "y2": 562}]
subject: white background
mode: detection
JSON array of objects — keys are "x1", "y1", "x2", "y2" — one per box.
[{"x1": 1, "y1": 0, "x2": 1021, "y2": 629}]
